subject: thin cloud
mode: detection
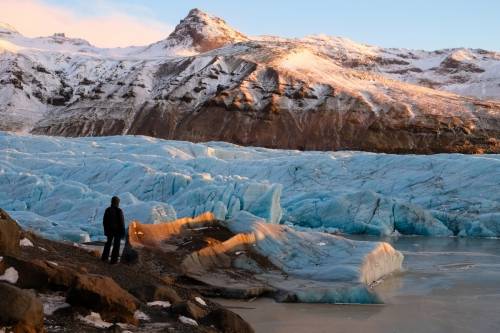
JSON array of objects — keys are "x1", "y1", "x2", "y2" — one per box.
[{"x1": 0, "y1": 0, "x2": 173, "y2": 47}]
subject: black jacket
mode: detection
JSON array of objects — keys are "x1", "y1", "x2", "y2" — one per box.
[{"x1": 103, "y1": 206, "x2": 125, "y2": 237}]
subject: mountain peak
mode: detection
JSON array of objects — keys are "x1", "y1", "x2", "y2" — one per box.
[
  {"x1": 187, "y1": 8, "x2": 206, "y2": 17},
  {"x1": 166, "y1": 8, "x2": 248, "y2": 52},
  {"x1": 0, "y1": 22, "x2": 20, "y2": 35}
]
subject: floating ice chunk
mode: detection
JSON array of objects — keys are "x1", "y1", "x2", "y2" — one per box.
[
  {"x1": 195, "y1": 297, "x2": 206, "y2": 306},
  {"x1": 147, "y1": 301, "x2": 171, "y2": 308},
  {"x1": 291, "y1": 283, "x2": 381, "y2": 304},
  {"x1": 19, "y1": 238, "x2": 34, "y2": 247},
  {"x1": 179, "y1": 316, "x2": 198, "y2": 326},
  {"x1": 0, "y1": 267, "x2": 19, "y2": 284},
  {"x1": 228, "y1": 211, "x2": 404, "y2": 284}
]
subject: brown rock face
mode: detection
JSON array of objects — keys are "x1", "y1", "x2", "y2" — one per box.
[
  {"x1": 130, "y1": 284, "x2": 183, "y2": 304},
  {"x1": 32, "y1": 48, "x2": 500, "y2": 154},
  {"x1": 140, "y1": 102, "x2": 499, "y2": 154},
  {"x1": 165, "y1": 8, "x2": 249, "y2": 52},
  {"x1": 171, "y1": 300, "x2": 209, "y2": 320},
  {"x1": 66, "y1": 274, "x2": 139, "y2": 325},
  {"x1": 0, "y1": 208, "x2": 22, "y2": 256},
  {"x1": 0, "y1": 282, "x2": 45, "y2": 333},
  {"x1": 1, "y1": 257, "x2": 78, "y2": 291},
  {"x1": 200, "y1": 308, "x2": 254, "y2": 333}
]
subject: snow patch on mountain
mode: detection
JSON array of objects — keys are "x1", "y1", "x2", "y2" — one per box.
[
  {"x1": 0, "y1": 22, "x2": 19, "y2": 35},
  {"x1": 0, "y1": 8, "x2": 499, "y2": 148}
]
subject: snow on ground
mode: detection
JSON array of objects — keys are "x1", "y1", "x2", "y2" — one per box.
[
  {"x1": 0, "y1": 132, "x2": 499, "y2": 241},
  {"x1": 194, "y1": 297, "x2": 206, "y2": 306},
  {"x1": 40, "y1": 293, "x2": 70, "y2": 316},
  {"x1": 179, "y1": 316, "x2": 198, "y2": 326},
  {"x1": 147, "y1": 301, "x2": 171, "y2": 308},
  {"x1": 19, "y1": 237, "x2": 34, "y2": 247},
  {"x1": 78, "y1": 312, "x2": 116, "y2": 329},
  {"x1": 0, "y1": 267, "x2": 19, "y2": 284}
]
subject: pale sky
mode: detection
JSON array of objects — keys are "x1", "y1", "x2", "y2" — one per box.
[{"x1": 0, "y1": 0, "x2": 498, "y2": 50}]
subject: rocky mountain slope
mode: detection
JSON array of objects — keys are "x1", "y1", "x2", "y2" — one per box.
[{"x1": 1, "y1": 9, "x2": 499, "y2": 153}]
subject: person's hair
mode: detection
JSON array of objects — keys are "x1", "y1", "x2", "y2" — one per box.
[{"x1": 111, "y1": 196, "x2": 120, "y2": 207}]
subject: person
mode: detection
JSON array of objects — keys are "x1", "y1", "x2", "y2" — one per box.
[{"x1": 101, "y1": 196, "x2": 125, "y2": 264}]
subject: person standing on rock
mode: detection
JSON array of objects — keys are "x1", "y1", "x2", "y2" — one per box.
[{"x1": 101, "y1": 196, "x2": 125, "y2": 264}]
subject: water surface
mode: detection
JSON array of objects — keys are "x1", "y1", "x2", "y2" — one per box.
[{"x1": 217, "y1": 236, "x2": 500, "y2": 333}]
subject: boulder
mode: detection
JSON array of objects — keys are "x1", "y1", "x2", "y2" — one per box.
[
  {"x1": 200, "y1": 308, "x2": 254, "y2": 333},
  {"x1": 0, "y1": 282, "x2": 44, "y2": 333},
  {"x1": 66, "y1": 274, "x2": 139, "y2": 325},
  {"x1": 154, "y1": 285, "x2": 183, "y2": 304},
  {"x1": 107, "y1": 324, "x2": 123, "y2": 333},
  {"x1": 130, "y1": 284, "x2": 182, "y2": 304},
  {"x1": 2, "y1": 257, "x2": 78, "y2": 291},
  {"x1": 171, "y1": 300, "x2": 208, "y2": 320},
  {"x1": 0, "y1": 209, "x2": 21, "y2": 255}
]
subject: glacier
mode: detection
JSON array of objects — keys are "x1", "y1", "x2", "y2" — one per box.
[{"x1": 0, "y1": 131, "x2": 499, "y2": 241}]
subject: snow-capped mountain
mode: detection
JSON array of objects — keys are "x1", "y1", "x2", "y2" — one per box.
[{"x1": 1, "y1": 9, "x2": 499, "y2": 153}]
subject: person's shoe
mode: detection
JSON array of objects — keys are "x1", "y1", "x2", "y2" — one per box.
[{"x1": 109, "y1": 260, "x2": 118, "y2": 265}]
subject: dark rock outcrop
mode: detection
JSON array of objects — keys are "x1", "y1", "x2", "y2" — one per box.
[
  {"x1": 200, "y1": 308, "x2": 254, "y2": 333},
  {"x1": 165, "y1": 8, "x2": 248, "y2": 52},
  {"x1": 171, "y1": 300, "x2": 255, "y2": 333},
  {"x1": 0, "y1": 282, "x2": 45, "y2": 333},
  {"x1": 130, "y1": 284, "x2": 183, "y2": 304},
  {"x1": 66, "y1": 274, "x2": 139, "y2": 324},
  {"x1": 1, "y1": 257, "x2": 78, "y2": 291},
  {"x1": 0, "y1": 208, "x2": 21, "y2": 255},
  {"x1": 171, "y1": 300, "x2": 209, "y2": 321}
]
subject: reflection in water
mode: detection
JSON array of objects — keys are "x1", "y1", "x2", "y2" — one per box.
[{"x1": 216, "y1": 236, "x2": 500, "y2": 333}]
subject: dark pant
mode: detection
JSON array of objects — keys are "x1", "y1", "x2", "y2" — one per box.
[{"x1": 101, "y1": 235, "x2": 122, "y2": 263}]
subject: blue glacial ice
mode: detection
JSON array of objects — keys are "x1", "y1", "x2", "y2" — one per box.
[
  {"x1": 228, "y1": 211, "x2": 403, "y2": 285},
  {"x1": 0, "y1": 131, "x2": 499, "y2": 241}
]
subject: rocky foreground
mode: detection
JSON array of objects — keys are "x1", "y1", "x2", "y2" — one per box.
[
  {"x1": 1, "y1": 9, "x2": 500, "y2": 153},
  {"x1": 0, "y1": 209, "x2": 254, "y2": 333},
  {"x1": 0, "y1": 205, "x2": 405, "y2": 332}
]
